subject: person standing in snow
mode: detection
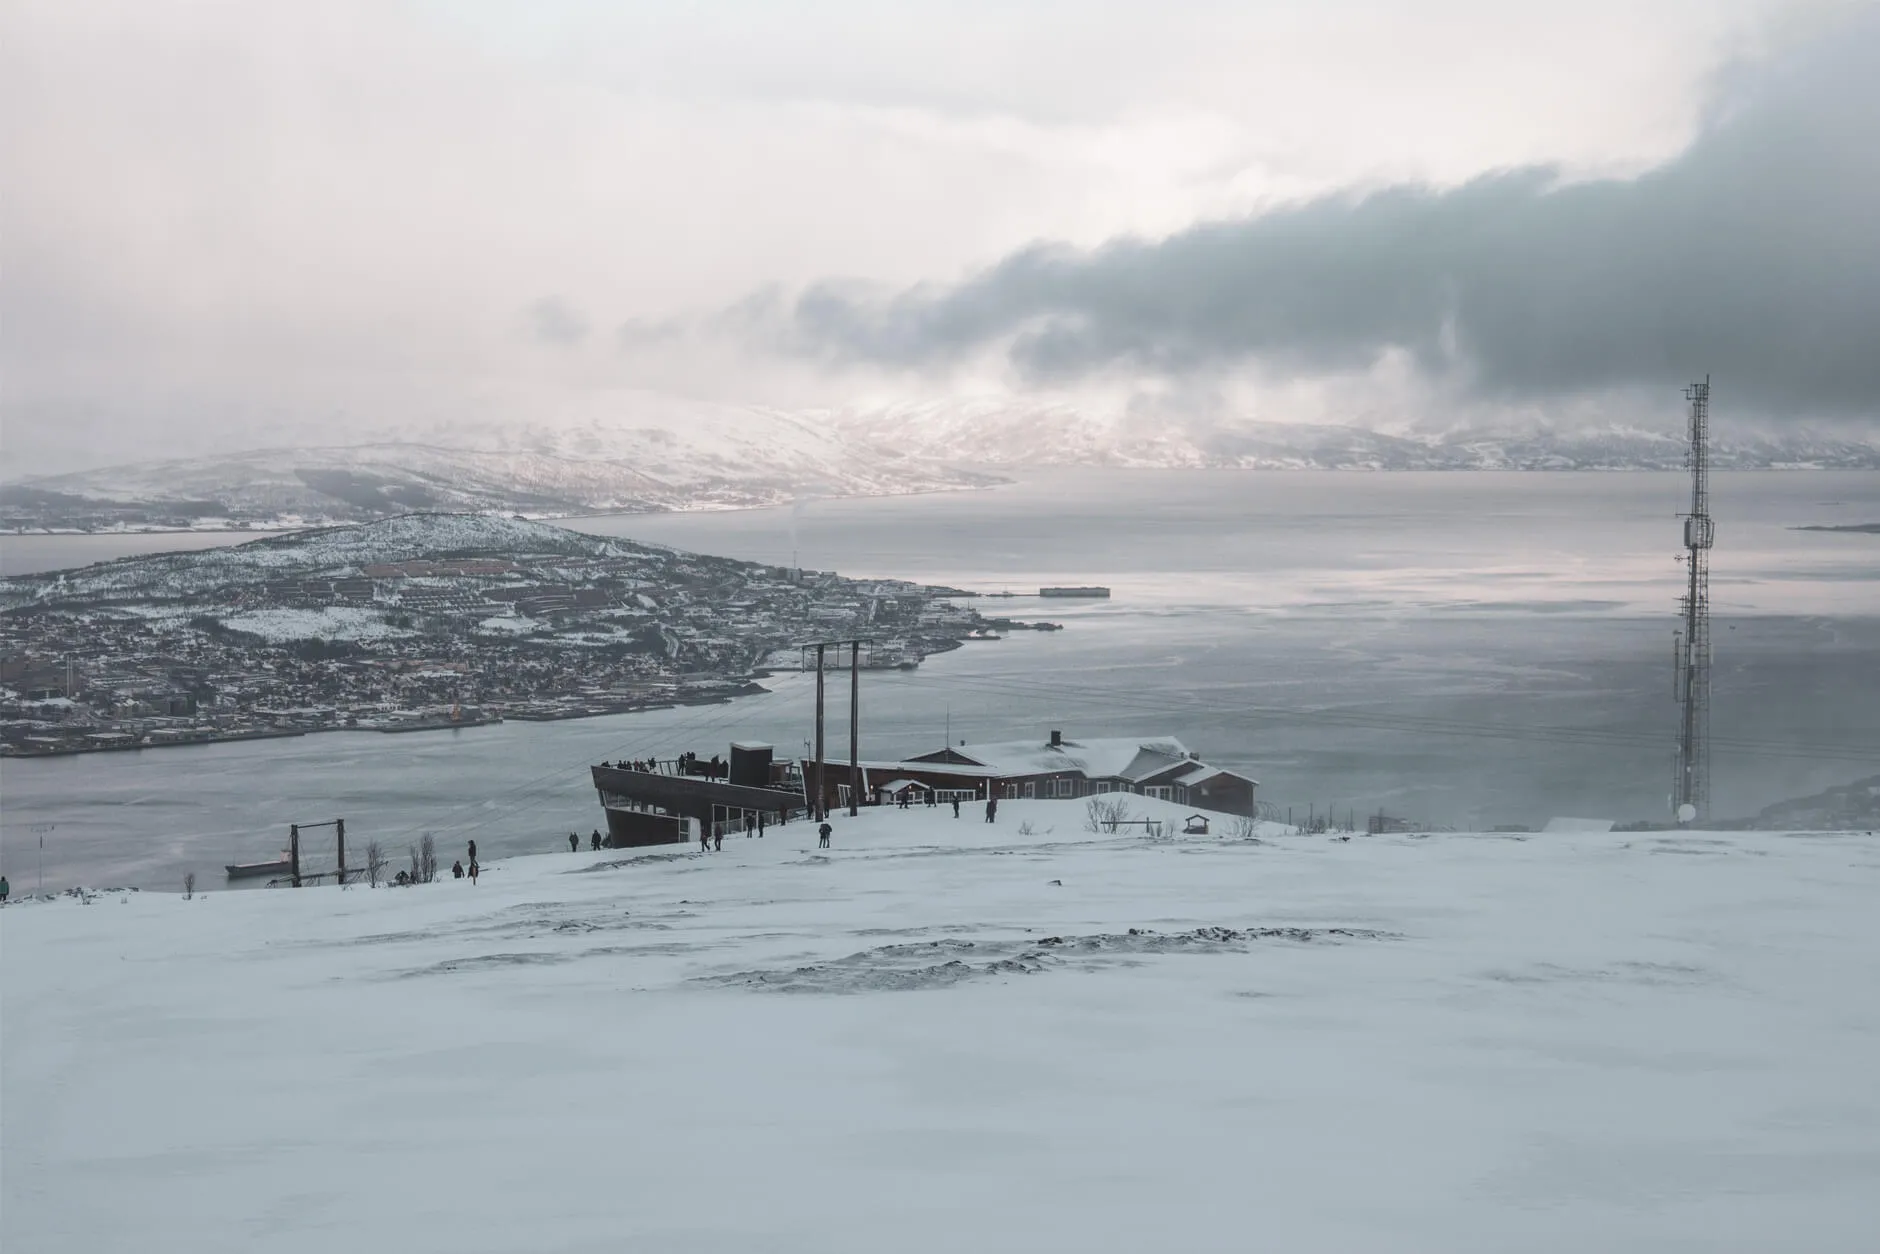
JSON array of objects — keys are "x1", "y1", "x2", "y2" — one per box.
[
  {"x1": 757, "y1": 812, "x2": 766, "y2": 837},
  {"x1": 467, "y1": 839, "x2": 477, "y2": 864},
  {"x1": 591, "y1": 830, "x2": 602, "y2": 850},
  {"x1": 699, "y1": 826, "x2": 711, "y2": 853},
  {"x1": 951, "y1": 798, "x2": 960, "y2": 818},
  {"x1": 745, "y1": 813, "x2": 756, "y2": 838},
  {"x1": 0, "y1": 874, "x2": 9, "y2": 902},
  {"x1": 468, "y1": 860, "x2": 479, "y2": 883},
  {"x1": 818, "y1": 821, "x2": 832, "y2": 849},
  {"x1": 712, "y1": 829, "x2": 723, "y2": 852},
  {"x1": 452, "y1": 860, "x2": 464, "y2": 879},
  {"x1": 568, "y1": 832, "x2": 579, "y2": 853},
  {"x1": 985, "y1": 796, "x2": 998, "y2": 822}
]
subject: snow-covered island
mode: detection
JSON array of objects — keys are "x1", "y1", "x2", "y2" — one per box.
[
  {"x1": 4, "y1": 800, "x2": 1875, "y2": 1249},
  {"x1": 0, "y1": 514, "x2": 1012, "y2": 755}
]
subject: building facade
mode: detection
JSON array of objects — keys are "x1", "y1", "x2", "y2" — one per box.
[{"x1": 803, "y1": 730, "x2": 1256, "y2": 816}]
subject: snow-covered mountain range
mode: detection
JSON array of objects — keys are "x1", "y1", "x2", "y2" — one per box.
[
  {"x1": 828, "y1": 400, "x2": 1880, "y2": 470},
  {"x1": 3, "y1": 402, "x2": 1005, "y2": 530},
  {"x1": 7, "y1": 393, "x2": 1875, "y2": 533}
]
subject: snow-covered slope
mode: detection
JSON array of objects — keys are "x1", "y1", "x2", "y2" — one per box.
[
  {"x1": 831, "y1": 400, "x2": 1880, "y2": 470},
  {"x1": 0, "y1": 514, "x2": 635, "y2": 601},
  {"x1": 4, "y1": 808, "x2": 1875, "y2": 1250},
  {"x1": 8, "y1": 397, "x2": 1004, "y2": 525}
]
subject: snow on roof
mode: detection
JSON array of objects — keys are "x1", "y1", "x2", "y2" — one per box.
[
  {"x1": 1542, "y1": 817, "x2": 1617, "y2": 833},
  {"x1": 844, "y1": 737, "x2": 1256, "y2": 787},
  {"x1": 931, "y1": 735, "x2": 1192, "y2": 780}
]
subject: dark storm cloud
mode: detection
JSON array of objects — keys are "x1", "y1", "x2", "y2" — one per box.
[
  {"x1": 779, "y1": 14, "x2": 1880, "y2": 418},
  {"x1": 526, "y1": 296, "x2": 591, "y2": 346}
]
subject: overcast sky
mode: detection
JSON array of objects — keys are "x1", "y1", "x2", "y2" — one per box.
[{"x1": 3, "y1": 0, "x2": 1874, "y2": 472}]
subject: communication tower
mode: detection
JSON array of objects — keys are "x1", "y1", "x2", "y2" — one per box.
[{"x1": 1673, "y1": 377, "x2": 1713, "y2": 824}]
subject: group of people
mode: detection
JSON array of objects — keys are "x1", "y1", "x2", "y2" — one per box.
[
  {"x1": 888, "y1": 790, "x2": 986, "y2": 822},
  {"x1": 607, "y1": 752, "x2": 727, "y2": 780},
  {"x1": 451, "y1": 839, "x2": 481, "y2": 883},
  {"x1": 698, "y1": 810, "x2": 772, "y2": 853},
  {"x1": 568, "y1": 830, "x2": 602, "y2": 852}
]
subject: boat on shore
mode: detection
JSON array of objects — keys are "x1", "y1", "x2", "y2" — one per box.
[{"x1": 225, "y1": 853, "x2": 292, "y2": 879}]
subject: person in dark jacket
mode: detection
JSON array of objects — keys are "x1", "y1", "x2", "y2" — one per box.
[
  {"x1": 467, "y1": 839, "x2": 477, "y2": 863},
  {"x1": 951, "y1": 798, "x2": 960, "y2": 818},
  {"x1": 590, "y1": 830, "x2": 602, "y2": 850},
  {"x1": 469, "y1": 860, "x2": 479, "y2": 883},
  {"x1": 757, "y1": 812, "x2": 766, "y2": 837},
  {"x1": 699, "y1": 826, "x2": 711, "y2": 853},
  {"x1": 452, "y1": 860, "x2": 464, "y2": 879},
  {"x1": 712, "y1": 829, "x2": 723, "y2": 852},
  {"x1": 568, "y1": 832, "x2": 579, "y2": 853},
  {"x1": 818, "y1": 822, "x2": 832, "y2": 848},
  {"x1": 985, "y1": 796, "x2": 998, "y2": 822}
]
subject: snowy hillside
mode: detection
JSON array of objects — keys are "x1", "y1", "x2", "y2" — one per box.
[
  {"x1": 0, "y1": 514, "x2": 639, "y2": 602},
  {"x1": 830, "y1": 400, "x2": 1880, "y2": 470},
  {"x1": 6, "y1": 397, "x2": 1004, "y2": 529},
  {"x1": 4, "y1": 804, "x2": 1876, "y2": 1250}
]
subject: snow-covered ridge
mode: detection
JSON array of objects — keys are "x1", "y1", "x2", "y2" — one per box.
[
  {"x1": 5, "y1": 402, "x2": 1007, "y2": 528},
  {"x1": 829, "y1": 402, "x2": 1880, "y2": 470},
  {"x1": 0, "y1": 513, "x2": 654, "y2": 602}
]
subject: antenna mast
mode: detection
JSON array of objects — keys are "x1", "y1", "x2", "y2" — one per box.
[{"x1": 1673, "y1": 377, "x2": 1713, "y2": 825}]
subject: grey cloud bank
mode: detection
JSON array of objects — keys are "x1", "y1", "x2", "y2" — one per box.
[{"x1": 777, "y1": 14, "x2": 1880, "y2": 421}]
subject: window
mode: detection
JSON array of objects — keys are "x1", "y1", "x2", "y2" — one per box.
[
  {"x1": 1145, "y1": 786, "x2": 1172, "y2": 801},
  {"x1": 1024, "y1": 781, "x2": 1036, "y2": 799},
  {"x1": 1050, "y1": 778, "x2": 1076, "y2": 799}
]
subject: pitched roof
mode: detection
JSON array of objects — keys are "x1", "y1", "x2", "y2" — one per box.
[
  {"x1": 921, "y1": 735, "x2": 1193, "y2": 780},
  {"x1": 834, "y1": 734, "x2": 1256, "y2": 788}
]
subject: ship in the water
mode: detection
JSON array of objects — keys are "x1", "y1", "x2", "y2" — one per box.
[{"x1": 1039, "y1": 586, "x2": 1110, "y2": 598}]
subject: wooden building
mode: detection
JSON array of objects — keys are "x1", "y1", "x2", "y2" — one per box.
[{"x1": 802, "y1": 730, "x2": 1257, "y2": 816}]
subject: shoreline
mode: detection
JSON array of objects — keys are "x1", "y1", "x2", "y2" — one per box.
[
  {"x1": 0, "y1": 685, "x2": 771, "y2": 761},
  {"x1": 0, "y1": 479, "x2": 1015, "y2": 542}
]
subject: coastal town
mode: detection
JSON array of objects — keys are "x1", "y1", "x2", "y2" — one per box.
[{"x1": 0, "y1": 514, "x2": 1046, "y2": 756}]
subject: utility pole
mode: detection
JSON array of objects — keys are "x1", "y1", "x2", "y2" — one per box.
[
  {"x1": 801, "y1": 637, "x2": 872, "y2": 820},
  {"x1": 289, "y1": 823, "x2": 302, "y2": 888},
  {"x1": 335, "y1": 818, "x2": 347, "y2": 885},
  {"x1": 31, "y1": 823, "x2": 53, "y2": 896},
  {"x1": 1674, "y1": 377, "x2": 1714, "y2": 826},
  {"x1": 849, "y1": 640, "x2": 861, "y2": 817},
  {"x1": 813, "y1": 643, "x2": 827, "y2": 821}
]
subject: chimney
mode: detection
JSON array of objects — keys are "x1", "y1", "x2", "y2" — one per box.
[{"x1": 1049, "y1": 729, "x2": 1062, "y2": 747}]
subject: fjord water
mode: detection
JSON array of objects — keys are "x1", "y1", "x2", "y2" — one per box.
[{"x1": 3, "y1": 470, "x2": 1876, "y2": 889}]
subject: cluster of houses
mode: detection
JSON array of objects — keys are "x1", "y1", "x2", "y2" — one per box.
[{"x1": 0, "y1": 541, "x2": 985, "y2": 754}]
